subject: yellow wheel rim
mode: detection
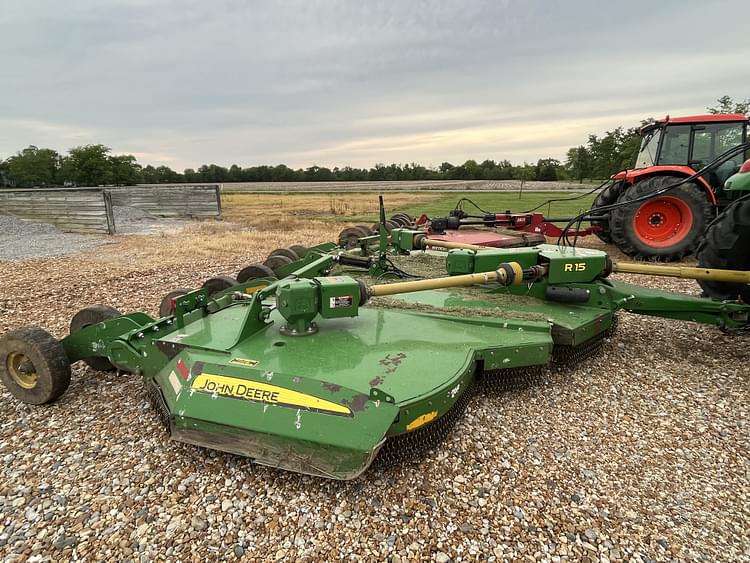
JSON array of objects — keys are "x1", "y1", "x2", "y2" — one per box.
[{"x1": 7, "y1": 352, "x2": 38, "y2": 389}]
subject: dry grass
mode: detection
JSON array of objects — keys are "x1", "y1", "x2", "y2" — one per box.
[
  {"x1": 222, "y1": 192, "x2": 441, "y2": 223},
  {"x1": 86, "y1": 220, "x2": 338, "y2": 268}
]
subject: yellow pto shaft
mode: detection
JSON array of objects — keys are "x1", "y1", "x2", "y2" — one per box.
[
  {"x1": 612, "y1": 262, "x2": 750, "y2": 284},
  {"x1": 420, "y1": 238, "x2": 485, "y2": 251},
  {"x1": 369, "y1": 263, "x2": 524, "y2": 298}
]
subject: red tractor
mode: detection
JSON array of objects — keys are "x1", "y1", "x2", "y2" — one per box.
[{"x1": 593, "y1": 113, "x2": 749, "y2": 261}]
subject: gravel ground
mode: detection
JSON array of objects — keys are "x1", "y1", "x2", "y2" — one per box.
[
  {"x1": 113, "y1": 206, "x2": 188, "y2": 235},
  {"x1": 0, "y1": 233, "x2": 748, "y2": 562},
  {"x1": 0, "y1": 214, "x2": 109, "y2": 260},
  {"x1": 0, "y1": 209, "x2": 193, "y2": 261}
]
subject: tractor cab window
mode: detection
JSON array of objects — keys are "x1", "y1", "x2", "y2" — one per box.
[
  {"x1": 691, "y1": 122, "x2": 745, "y2": 164},
  {"x1": 634, "y1": 127, "x2": 661, "y2": 168},
  {"x1": 657, "y1": 125, "x2": 691, "y2": 165},
  {"x1": 692, "y1": 122, "x2": 746, "y2": 187}
]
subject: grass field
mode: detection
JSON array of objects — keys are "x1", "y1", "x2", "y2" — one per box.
[{"x1": 223, "y1": 190, "x2": 597, "y2": 224}]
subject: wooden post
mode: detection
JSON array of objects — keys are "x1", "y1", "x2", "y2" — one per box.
[{"x1": 103, "y1": 190, "x2": 116, "y2": 234}]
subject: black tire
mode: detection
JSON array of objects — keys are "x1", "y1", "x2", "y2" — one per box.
[
  {"x1": 0, "y1": 327, "x2": 71, "y2": 405},
  {"x1": 338, "y1": 227, "x2": 369, "y2": 249},
  {"x1": 268, "y1": 248, "x2": 299, "y2": 262},
  {"x1": 289, "y1": 245, "x2": 309, "y2": 258},
  {"x1": 610, "y1": 176, "x2": 713, "y2": 261},
  {"x1": 389, "y1": 215, "x2": 408, "y2": 227},
  {"x1": 696, "y1": 196, "x2": 750, "y2": 301},
  {"x1": 590, "y1": 181, "x2": 625, "y2": 243},
  {"x1": 70, "y1": 305, "x2": 122, "y2": 371},
  {"x1": 391, "y1": 213, "x2": 413, "y2": 224},
  {"x1": 237, "y1": 263, "x2": 276, "y2": 284},
  {"x1": 355, "y1": 224, "x2": 374, "y2": 235},
  {"x1": 158, "y1": 288, "x2": 192, "y2": 318},
  {"x1": 202, "y1": 275, "x2": 237, "y2": 297},
  {"x1": 263, "y1": 254, "x2": 293, "y2": 272}
]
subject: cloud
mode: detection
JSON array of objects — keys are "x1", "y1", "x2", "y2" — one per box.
[{"x1": 1, "y1": 0, "x2": 748, "y2": 169}]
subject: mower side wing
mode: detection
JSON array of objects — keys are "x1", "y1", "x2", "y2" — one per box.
[{"x1": 61, "y1": 312, "x2": 154, "y2": 364}]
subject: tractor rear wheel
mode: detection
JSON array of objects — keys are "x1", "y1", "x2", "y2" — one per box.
[
  {"x1": 70, "y1": 305, "x2": 122, "y2": 371},
  {"x1": 590, "y1": 181, "x2": 625, "y2": 243},
  {"x1": 609, "y1": 176, "x2": 712, "y2": 261},
  {"x1": 696, "y1": 196, "x2": 750, "y2": 301},
  {"x1": 0, "y1": 327, "x2": 71, "y2": 404}
]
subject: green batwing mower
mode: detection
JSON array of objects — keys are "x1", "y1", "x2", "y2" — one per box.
[{"x1": 2, "y1": 199, "x2": 749, "y2": 480}]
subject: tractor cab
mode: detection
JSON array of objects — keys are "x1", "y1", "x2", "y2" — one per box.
[{"x1": 631, "y1": 114, "x2": 748, "y2": 191}]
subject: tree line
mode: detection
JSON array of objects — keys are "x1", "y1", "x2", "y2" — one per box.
[{"x1": 1, "y1": 96, "x2": 746, "y2": 189}]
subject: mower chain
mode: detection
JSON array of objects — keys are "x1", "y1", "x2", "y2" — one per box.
[
  {"x1": 145, "y1": 380, "x2": 172, "y2": 435},
  {"x1": 479, "y1": 364, "x2": 547, "y2": 392},
  {"x1": 373, "y1": 378, "x2": 476, "y2": 469},
  {"x1": 552, "y1": 315, "x2": 618, "y2": 369}
]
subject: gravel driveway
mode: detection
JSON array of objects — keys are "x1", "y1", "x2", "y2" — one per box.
[{"x1": 0, "y1": 239, "x2": 747, "y2": 562}]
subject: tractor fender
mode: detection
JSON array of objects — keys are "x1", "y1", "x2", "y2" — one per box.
[{"x1": 613, "y1": 166, "x2": 717, "y2": 205}]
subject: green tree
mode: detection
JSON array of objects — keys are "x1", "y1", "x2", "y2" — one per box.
[
  {"x1": 109, "y1": 154, "x2": 142, "y2": 185},
  {"x1": 63, "y1": 144, "x2": 113, "y2": 186},
  {"x1": 535, "y1": 158, "x2": 561, "y2": 181},
  {"x1": 707, "y1": 95, "x2": 749, "y2": 115},
  {"x1": 565, "y1": 146, "x2": 592, "y2": 183},
  {"x1": 5, "y1": 146, "x2": 62, "y2": 187}
]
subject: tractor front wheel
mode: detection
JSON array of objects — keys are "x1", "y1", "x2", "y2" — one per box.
[
  {"x1": 0, "y1": 327, "x2": 71, "y2": 404},
  {"x1": 696, "y1": 196, "x2": 750, "y2": 301},
  {"x1": 609, "y1": 176, "x2": 712, "y2": 261},
  {"x1": 590, "y1": 181, "x2": 625, "y2": 243}
]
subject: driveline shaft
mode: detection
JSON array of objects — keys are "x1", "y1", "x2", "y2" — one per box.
[
  {"x1": 359, "y1": 262, "x2": 525, "y2": 303},
  {"x1": 612, "y1": 262, "x2": 750, "y2": 283}
]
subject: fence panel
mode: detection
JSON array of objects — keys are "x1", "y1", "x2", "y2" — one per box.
[
  {"x1": 0, "y1": 188, "x2": 113, "y2": 234},
  {"x1": 109, "y1": 185, "x2": 221, "y2": 218}
]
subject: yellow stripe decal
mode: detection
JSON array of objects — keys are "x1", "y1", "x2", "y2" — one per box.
[
  {"x1": 406, "y1": 410, "x2": 438, "y2": 431},
  {"x1": 191, "y1": 373, "x2": 352, "y2": 416}
]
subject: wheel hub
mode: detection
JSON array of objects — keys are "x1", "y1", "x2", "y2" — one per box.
[
  {"x1": 632, "y1": 196, "x2": 694, "y2": 247},
  {"x1": 7, "y1": 352, "x2": 38, "y2": 389}
]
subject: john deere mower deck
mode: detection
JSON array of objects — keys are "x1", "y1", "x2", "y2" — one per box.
[{"x1": 2, "y1": 212, "x2": 749, "y2": 480}]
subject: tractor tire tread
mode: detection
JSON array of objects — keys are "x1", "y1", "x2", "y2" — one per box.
[
  {"x1": 609, "y1": 175, "x2": 713, "y2": 261},
  {"x1": 696, "y1": 196, "x2": 750, "y2": 301}
]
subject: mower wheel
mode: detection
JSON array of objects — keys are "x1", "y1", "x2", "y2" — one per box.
[
  {"x1": 263, "y1": 254, "x2": 294, "y2": 272},
  {"x1": 289, "y1": 245, "x2": 309, "y2": 258},
  {"x1": 338, "y1": 227, "x2": 369, "y2": 249},
  {"x1": 590, "y1": 181, "x2": 625, "y2": 243},
  {"x1": 158, "y1": 288, "x2": 192, "y2": 318},
  {"x1": 384, "y1": 220, "x2": 398, "y2": 233},
  {"x1": 389, "y1": 214, "x2": 410, "y2": 227},
  {"x1": 202, "y1": 275, "x2": 237, "y2": 297},
  {"x1": 696, "y1": 196, "x2": 750, "y2": 301},
  {"x1": 609, "y1": 176, "x2": 712, "y2": 261},
  {"x1": 0, "y1": 326, "x2": 71, "y2": 404},
  {"x1": 70, "y1": 305, "x2": 122, "y2": 371},
  {"x1": 237, "y1": 263, "x2": 276, "y2": 283},
  {"x1": 355, "y1": 224, "x2": 374, "y2": 235},
  {"x1": 268, "y1": 248, "x2": 299, "y2": 261}
]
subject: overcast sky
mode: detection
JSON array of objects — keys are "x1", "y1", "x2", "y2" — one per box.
[{"x1": 1, "y1": 0, "x2": 748, "y2": 170}]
